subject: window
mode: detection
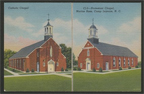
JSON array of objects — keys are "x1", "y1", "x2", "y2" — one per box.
[
  {"x1": 37, "y1": 52, "x2": 39, "y2": 57},
  {"x1": 124, "y1": 58, "x2": 125, "y2": 66},
  {"x1": 20, "y1": 59, "x2": 21, "y2": 68},
  {"x1": 113, "y1": 57, "x2": 116, "y2": 67},
  {"x1": 119, "y1": 58, "x2": 121, "y2": 67},
  {"x1": 17, "y1": 60, "x2": 18, "y2": 68},
  {"x1": 43, "y1": 62, "x2": 45, "y2": 67},
  {"x1": 80, "y1": 63, "x2": 82, "y2": 68},
  {"x1": 97, "y1": 63, "x2": 99, "y2": 68},
  {"x1": 23, "y1": 59, "x2": 25, "y2": 63},
  {"x1": 132, "y1": 58, "x2": 133, "y2": 65},
  {"x1": 50, "y1": 28, "x2": 51, "y2": 34},
  {"x1": 57, "y1": 62, "x2": 59, "y2": 66},
  {"x1": 87, "y1": 49, "x2": 90, "y2": 56},
  {"x1": 50, "y1": 46, "x2": 52, "y2": 57},
  {"x1": 128, "y1": 58, "x2": 130, "y2": 66}
]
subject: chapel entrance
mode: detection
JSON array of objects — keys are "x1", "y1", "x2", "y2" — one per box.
[
  {"x1": 106, "y1": 62, "x2": 109, "y2": 70},
  {"x1": 48, "y1": 60, "x2": 55, "y2": 72}
]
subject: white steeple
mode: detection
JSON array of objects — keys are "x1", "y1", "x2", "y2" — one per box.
[
  {"x1": 44, "y1": 14, "x2": 53, "y2": 41},
  {"x1": 88, "y1": 18, "x2": 98, "y2": 38}
]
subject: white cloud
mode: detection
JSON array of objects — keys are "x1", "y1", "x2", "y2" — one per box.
[
  {"x1": 5, "y1": 16, "x2": 34, "y2": 32},
  {"x1": 117, "y1": 17, "x2": 141, "y2": 33}
]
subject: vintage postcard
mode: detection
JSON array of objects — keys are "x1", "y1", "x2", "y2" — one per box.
[{"x1": 3, "y1": 1, "x2": 142, "y2": 93}]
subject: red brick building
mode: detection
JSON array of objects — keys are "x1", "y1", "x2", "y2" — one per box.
[
  {"x1": 78, "y1": 21, "x2": 138, "y2": 71},
  {"x1": 9, "y1": 18, "x2": 66, "y2": 72}
]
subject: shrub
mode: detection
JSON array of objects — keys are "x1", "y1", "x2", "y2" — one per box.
[
  {"x1": 119, "y1": 67, "x2": 122, "y2": 70},
  {"x1": 31, "y1": 69, "x2": 34, "y2": 72},
  {"x1": 65, "y1": 68, "x2": 68, "y2": 71},
  {"x1": 135, "y1": 65, "x2": 138, "y2": 68},
  {"x1": 26, "y1": 68, "x2": 29, "y2": 72},
  {"x1": 92, "y1": 68, "x2": 96, "y2": 72},
  {"x1": 73, "y1": 67, "x2": 77, "y2": 70},
  {"x1": 78, "y1": 67, "x2": 81, "y2": 71},
  {"x1": 128, "y1": 66, "x2": 131, "y2": 69},
  {"x1": 61, "y1": 67, "x2": 64, "y2": 71},
  {"x1": 99, "y1": 67, "x2": 102, "y2": 72},
  {"x1": 12, "y1": 69, "x2": 15, "y2": 72}
]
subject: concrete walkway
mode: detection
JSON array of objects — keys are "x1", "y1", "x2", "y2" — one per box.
[
  {"x1": 4, "y1": 68, "x2": 71, "y2": 78},
  {"x1": 4, "y1": 68, "x2": 19, "y2": 76},
  {"x1": 73, "y1": 68, "x2": 141, "y2": 74},
  {"x1": 55, "y1": 73, "x2": 72, "y2": 78}
]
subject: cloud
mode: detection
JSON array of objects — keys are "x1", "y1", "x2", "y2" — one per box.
[
  {"x1": 117, "y1": 17, "x2": 141, "y2": 33},
  {"x1": 4, "y1": 34, "x2": 38, "y2": 51},
  {"x1": 5, "y1": 16, "x2": 34, "y2": 32}
]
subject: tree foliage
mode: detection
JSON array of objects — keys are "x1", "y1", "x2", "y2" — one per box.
[
  {"x1": 60, "y1": 44, "x2": 77, "y2": 68},
  {"x1": 4, "y1": 49, "x2": 16, "y2": 68}
]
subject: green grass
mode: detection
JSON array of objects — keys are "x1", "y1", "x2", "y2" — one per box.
[
  {"x1": 19, "y1": 72, "x2": 47, "y2": 75},
  {"x1": 74, "y1": 69, "x2": 141, "y2": 92},
  {"x1": 4, "y1": 70, "x2": 13, "y2": 75},
  {"x1": 4, "y1": 75, "x2": 71, "y2": 91}
]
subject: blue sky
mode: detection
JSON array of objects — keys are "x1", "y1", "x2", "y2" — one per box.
[{"x1": 4, "y1": 2, "x2": 141, "y2": 61}]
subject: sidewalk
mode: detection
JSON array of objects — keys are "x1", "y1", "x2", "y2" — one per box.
[
  {"x1": 4, "y1": 68, "x2": 19, "y2": 76},
  {"x1": 73, "y1": 68, "x2": 141, "y2": 74}
]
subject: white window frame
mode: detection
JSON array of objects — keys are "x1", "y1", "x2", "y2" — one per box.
[
  {"x1": 97, "y1": 63, "x2": 99, "y2": 68},
  {"x1": 113, "y1": 57, "x2": 116, "y2": 67},
  {"x1": 119, "y1": 58, "x2": 121, "y2": 67},
  {"x1": 80, "y1": 63, "x2": 82, "y2": 68},
  {"x1": 132, "y1": 58, "x2": 133, "y2": 65},
  {"x1": 43, "y1": 62, "x2": 45, "y2": 67},
  {"x1": 87, "y1": 49, "x2": 90, "y2": 56},
  {"x1": 124, "y1": 58, "x2": 125, "y2": 66},
  {"x1": 128, "y1": 58, "x2": 130, "y2": 66}
]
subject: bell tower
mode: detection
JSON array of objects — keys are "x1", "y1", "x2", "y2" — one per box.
[
  {"x1": 44, "y1": 14, "x2": 53, "y2": 41},
  {"x1": 87, "y1": 18, "x2": 99, "y2": 44}
]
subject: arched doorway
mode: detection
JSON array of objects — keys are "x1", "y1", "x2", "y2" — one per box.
[
  {"x1": 48, "y1": 60, "x2": 55, "y2": 72},
  {"x1": 85, "y1": 58, "x2": 91, "y2": 70}
]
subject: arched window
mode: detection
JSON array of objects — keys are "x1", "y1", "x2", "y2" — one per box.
[
  {"x1": 124, "y1": 58, "x2": 125, "y2": 66},
  {"x1": 87, "y1": 49, "x2": 90, "y2": 56},
  {"x1": 113, "y1": 57, "x2": 116, "y2": 67},
  {"x1": 97, "y1": 63, "x2": 99, "y2": 68},
  {"x1": 132, "y1": 58, "x2": 133, "y2": 65},
  {"x1": 119, "y1": 58, "x2": 121, "y2": 67},
  {"x1": 80, "y1": 63, "x2": 82, "y2": 68},
  {"x1": 128, "y1": 58, "x2": 130, "y2": 66},
  {"x1": 50, "y1": 46, "x2": 52, "y2": 57},
  {"x1": 43, "y1": 62, "x2": 45, "y2": 67}
]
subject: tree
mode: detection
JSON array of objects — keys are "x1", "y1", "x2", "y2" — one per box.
[{"x1": 4, "y1": 49, "x2": 16, "y2": 68}]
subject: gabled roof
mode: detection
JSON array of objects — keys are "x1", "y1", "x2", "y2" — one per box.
[
  {"x1": 88, "y1": 40, "x2": 138, "y2": 57},
  {"x1": 9, "y1": 40, "x2": 46, "y2": 59}
]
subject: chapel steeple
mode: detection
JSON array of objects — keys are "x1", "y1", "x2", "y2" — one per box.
[
  {"x1": 44, "y1": 14, "x2": 53, "y2": 41},
  {"x1": 87, "y1": 18, "x2": 99, "y2": 44}
]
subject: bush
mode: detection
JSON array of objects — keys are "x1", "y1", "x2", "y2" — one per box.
[
  {"x1": 135, "y1": 65, "x2": 138, "y2": 68},
  {"x1": 78, "y1": 67, "x2": 81, "y2": 71},
  {"x1": 12, "y1": 69, "x2": 15, "y2": 72},
  {"x1": 99, "y1": 67, "x2": 103, "y2": 72},
  {"x1": 119, "y1": 67, "x2": 122, "y2": 70},
  {"x1": 26, "y1": 68, "x2": 29, "y2": 72},
  {"x1": 61, "y1": 67, "x2": 64, "y2": 71},
  {"x1": 128, "y1": 66, "x2": 131, "y2": 69},
  {"x1": 92, "y1": 68, "x2": 96, "y2": 72},
  {"x1": 73, "y1": 67, "x2": 77, "y2": 70},
  {"x1": 31, "y1": 69, "x2": 34, "y2": 72},
  {"x1": 65, "y1": 68, "x2": 68, "y2": 71}
]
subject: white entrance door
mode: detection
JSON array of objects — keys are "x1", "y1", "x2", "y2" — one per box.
[
  {"x1": 87, "y1": 63, "x2": 90, "y2": 70},
  {"x1": 48, "y1": 61, "x2": 55, "y2": 72},
  {"x1": 37, "y1": 62, "x2": 39, "y2": 72},
  {"x1": 106, "y1": 62, "x2": 109, "y2": 70}
]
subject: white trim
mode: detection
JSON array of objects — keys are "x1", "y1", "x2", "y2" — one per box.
[
  {"x1": 83, "y1": 47, "x2": 94, "y2": 49},
  {"x1": 85, "y1": 58, "x2": 91, "y2": 70},
  {"x1": 48, "y1": 59, "x2": 55, "y2": 72}
]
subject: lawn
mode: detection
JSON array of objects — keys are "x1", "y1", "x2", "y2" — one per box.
[
  {"x1": 4, "y1": 75, "x2": 71, "y2": 91},
  {"x1": 4, "y1": 70, "x2": 13, "y2": 75},
  {"x1": 74, "y1": 69, "x2": 141, "y2": 92},
  {"x1": 6, "y1": 67, "x2": 23, "y2": 73}
]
